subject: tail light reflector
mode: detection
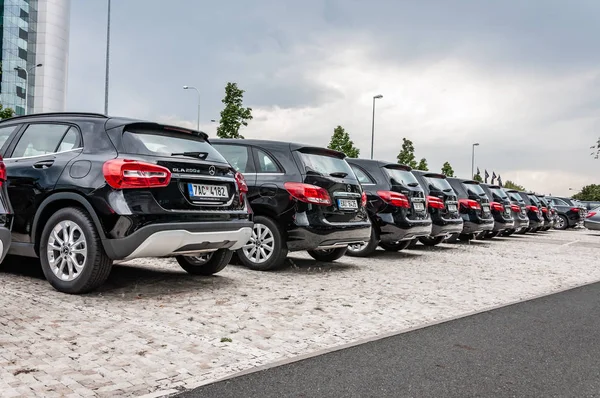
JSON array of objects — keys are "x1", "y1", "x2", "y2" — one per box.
[
  {"x1": 510, "y1": 204, "x2": 520, "y2": 212},
  {"x1": 458, "y1": 199, "x2": 481, "y2": 210},
  {"x1": 587, "y1": 212, "x2": 596, "y2": 218},
  {"x1": 377, "y1": 191, "x2": 410, "y2": 208},
  {"x1": 571, "y1": 207, "x2": 580, "y2": 212},
  {"x1": 235, "y1": 172, "x2": 248, "y2": 193},
  {"x1": 361, "y1": 191, "x2": 367, "y2": 207},
  {"x1": 284, "y1": 182, "x2": 332, "y2": 205},
  {"x1": 426, "y1": 195, "x2": 445, "y2": 209},
  {"x1": 490, "y1": 202, "x2": 504, "y2": 212},
  {"x1": 526, "y1": 205, "x2": 538, "y2": 212},
  {"x1": 103, "y1": 159, "x2": 171, "y2": 189}
]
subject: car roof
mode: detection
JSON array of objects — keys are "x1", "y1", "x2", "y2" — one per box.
[
  {"x1": 482, "y1": 184, "x2": 501, "y2": 189},
  {"x1": 447, "y1": 177, "x2": 479, "y2": 184},
  {"x1": 412, "y1": 170, "x2": 446, "y2": 179},
  {"x1": 213, "y1": 138, "x2": 345, "y2": 158},
  {"x1": 346, "y1": 158, "x2": 412, "y2": 171}
]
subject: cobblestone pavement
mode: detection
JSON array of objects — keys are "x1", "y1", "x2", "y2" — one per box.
[{"x1": 1, "y1": 229, "x2": 599, "y2": 397}]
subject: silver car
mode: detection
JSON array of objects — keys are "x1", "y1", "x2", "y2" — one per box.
[{"x1": 584, "y1": 207, "x2": 600, "y2": 231}]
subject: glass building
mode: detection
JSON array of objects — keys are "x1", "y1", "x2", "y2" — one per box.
[{"x1": 0, "y1": 0, "x2": 70, "y2": 116}]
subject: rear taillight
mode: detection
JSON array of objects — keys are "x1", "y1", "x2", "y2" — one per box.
[
  {"x1": 458, "y1": 198, "x2": 481, "y2": 210},
  {"x1": 510, "y1": 204, "x2": 520, "y2": 212},
  {"x1": 541, "y1": 207, "x2": 548, "y2": 213},
  {"x1": 377, "y1": 190, "x2": 410, "y2": 208},
  {"x1": 587, "y1": 212, "x2": 597, "y2": 218},
  {"x1": 235, "y1": 172, "x2": 248, "y2": 193},
  {"x1": 361, "y1": 191, "x2": 367, "y2": 207},
  {"x1": 526, "y1": 205, "x2": 538, "y2": 212},
  {"x1": 426, "y1": 195, "x2": 445, "y2": 209},
  {"x1": 103, "y1": 159, "x2": 171, "y2": 189},
  {"x1": 0, "y1": 156, "x2": 5, "y2": 183},
  {"x1": 284, "y1": 182, "x2": 332, "y2": 205},
  {"x1": 490, "y1": 202, "x2": 504, "y2": 212},
  {"x1": 571, "y1": 207, "x2": 580, "y2": 212}
]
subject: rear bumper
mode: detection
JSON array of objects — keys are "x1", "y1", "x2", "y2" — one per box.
[
  {"x1": 378, "y1": 218, "x2": 433, "y2": 243},
  {"x1": 528, "y1": 220, "x2": 543, "y2": 229},
  {"x1": 492, "y1": 218, "x2": 515, "y2": 232},
  {"x1": 431, "y1": 218, "x2": 463, "y2": 237},
  {"x1": 287, "y1": 221, "x2": 372, "y2": 251},
  {"x1": 512, "y1": 215, "x2": 529, "y2": 230},
  {"x1": 0, "y1": 227, "x2": 10, "y2": 263},
  {"x1": 463, "y1": 219, "x2": 494, "y2": 234},
  {"x1": 102, "y1": 220, "x2": 254, "y2": 260},
  {"x1": 584, "y1": 219, "x2": 600, "y2": 231}
]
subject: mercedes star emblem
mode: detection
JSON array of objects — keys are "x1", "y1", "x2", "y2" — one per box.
[{"x1": 209, "y1": 166, "x2": 216, "y2": 176}]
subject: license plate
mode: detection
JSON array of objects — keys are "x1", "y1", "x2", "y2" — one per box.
[
  {"x1": 337, "y1": 198, "x2": 358, "y2": 210},
  {"x1": 188, "y1": 183, "x2": 228, "y2": 199},
  {"x1": 482, "y1": 205, "x2": 490, "y2": 213},
  {"x1": 447, "y1": 204, "x2": 457, "y2": 212},
  {"x1": 413, "y1": 202, "x2": 425, "y2": 211}
]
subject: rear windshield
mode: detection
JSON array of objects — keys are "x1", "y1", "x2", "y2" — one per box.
[
  {"x1": 122, "y1": 129, "x2": 227, "y2": 163},
  {"x1": 385, "y1": 168, "x2": 421, "y2": 187},
  {"x1": 463, "y1": 182, "x2": 486, "y2": 196},
  {"x1": 537, "y1": 197, "x2": 549, "y2": 206},
  {"x1": 528, "y1": 195, "x2": 541, "y2": 205},
  {"x1": 297, "y1": 152, "x2": 354, "y2": 177},
  {"x1": 507, "y1": 191, "x2": 524, "y2": 203},
  {"x1": 490, "y1": 187, "x2": 509, "y2": 199},
  {"x1": 424, "y1": 176, "x2": 453, "y2": 192}
]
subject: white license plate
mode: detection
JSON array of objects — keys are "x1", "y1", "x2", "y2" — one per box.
[
  {"x1": 188, "y1": 183, "x2": 228, "y2": 199},
  {"x1": 414, "y1": 202, "x2": 425, "y2": 211},
  {"x1": 482, "y1": 205, "x2": 490, "y2": 213},
  {"x1": 447, "y1": 204, "x2": 457, "y2": 212},
  {"x1": 338, "y1": 198, "x2": 358, "y2": 210}
]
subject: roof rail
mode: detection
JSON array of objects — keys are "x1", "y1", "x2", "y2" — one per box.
[{"x1": 0, "y1": 112, "x2": 108, "y2": 123}]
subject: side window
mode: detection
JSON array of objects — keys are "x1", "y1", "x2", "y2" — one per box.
[
  {"x1": 213, "y1": 144, "x2": 253, "y2": 173},
  {"x1": 351, "y1": 165, "x2": 374, "y2": 184},
  {"x1": 0, "y1": 125, "x2": 20, "y2": 149},
  {"x1": 9, "y1": 124, "x2": 79, "y2": 158},
  {"x1": 255, "y1": 149, "x2": 281, "y2": 173},
  {"x1": 552, "y1": 198, "x2": 568, "y2": 206},
  {"x1": 57, "y1": 127, "x2": 80, "y2": 152}
]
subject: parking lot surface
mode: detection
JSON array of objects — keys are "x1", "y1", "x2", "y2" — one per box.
[{"x1": 1, "y1": 229, "x2": 599, "y2": 397}]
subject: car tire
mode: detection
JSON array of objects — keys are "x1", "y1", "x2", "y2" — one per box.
[
  {"x1": 555, "y1": 215, "x2": 568, "y2": 230},
  {"x1": 503, "y1": 229, "x2": 515, "y2": 236},
  {"x1": 237, "y1": 215, "x2": 288, "y2": 271},
  {"x1": 39, "y1": 207, "x2": 113, "y2": 294},
  {"x1": 484, "y1": 231, "x2": 500, "y2": 239},
  {"x1": 307, "y1": 247, "x2": 347, "y2": 262},
  {"x1": 445, "y1": 233, "x2": 460, "y2": 243},
  {"x1": 177, "y1": 249, "x2": 232, "y2": 275},
  {"x1": 379, "y1": 240, "x2": 412, "y2": 251},
  {"x1": 418, "y1": 236, "x2": 445, "y2": 246},
  {"x1": 407, "y1": 239, "x2": 418, "y2": 248},
  {"x1": 459, "y1": 233, "x2": 474, "y2": 241},
  {"x1": 346, "y1": 228, "x2": 379, "y2": 257},
  {"x1": 516, "y1": 228, "x2": 528, "y2": 235}
]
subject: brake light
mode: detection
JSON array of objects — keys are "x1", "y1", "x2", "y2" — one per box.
[
  {"x1": 0, "y1": 156, "x2": 5, "y2": 183},
  {"x1": 426, "y1": 195, "x2": 445, "y2": 209},
  {"x1": 361, "y1": 191, "x2": 367, "y2": 207},
  {"x1": 490, "y1": 202, "x2": 504, "y2": 212},
  {"x1": 458, "y1": 198, "x2": 481, "y2": 210},
  {"x1": 377, "y1": 191, "x2": 410, "y2": 208},
  {"x1": 526, "y1": 205, "x2": 538, "y2": 212},
  {"x1": 234, "y1": 172, "x2": 248, "y2": 193},
  {"x1": 571, "y1": 207, "x2": 580, "y2": 212},
  {"x1": 103, "y1": 159, "x2": 171, "y2": 189},
  {"x1": 587, "y1": 212, "x2": 597, "y2": 218},
  {"x1": 284, "y1": 182, "x2": 332, "y2": 205},
  {"x1": 541, "y1": 207, "x2": 548, "y2": 213},
  {"x1": 510, "y1": 204, "x2": 520, "y2": 212}
]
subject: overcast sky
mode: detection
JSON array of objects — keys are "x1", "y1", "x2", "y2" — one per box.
[{"x1": 68, "y1": 0, "x2": 600, "y2": 196}]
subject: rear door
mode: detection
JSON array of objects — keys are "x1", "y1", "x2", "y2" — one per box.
[
  {"x1": 462, "y1": 181, "x2": 490, "y2": 218},
  {"x1": 382, "y1": 165, "x2": 427, "y2": 219},
  {"x1": 4, "y1": 123, "x2": 83, "y2": 242}
]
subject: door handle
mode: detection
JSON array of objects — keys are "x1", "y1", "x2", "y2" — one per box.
[{"x1": 33, "y1": 160, "x2": 54, "y2": 169}]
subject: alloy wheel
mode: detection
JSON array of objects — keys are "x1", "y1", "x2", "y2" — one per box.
[
  {"x1": 556, "y1": 216, "x2": 565, "y2": 229},
  {"x1": 47, "y1": 220, "x2": 88, "y2": 282},
  {"x1": 347, "y1": 242, "x2": 367, "y2": 252},
  {"x1": 242, "y1": 223, "x2": 275, "y2": 264},
  {"x1": 185, "y1": 253, "x2": 213, "y2": 265}
]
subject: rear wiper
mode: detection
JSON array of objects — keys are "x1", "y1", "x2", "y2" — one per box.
[
  {"x1": 171, "y1": 151, "x2": 208, "y2": 160},
  {"x1": 329, "y1": 172, "x2": 348, "y2": 178},
  {"x1": 443, "y1": 188, "x2": 453, "y2": 192},
  {"x1": 407, "y1": 182, "x2": 420, "y2": 187},
  {"x1": 306, "y1": 169, "x2": 324, "y2": 176}
]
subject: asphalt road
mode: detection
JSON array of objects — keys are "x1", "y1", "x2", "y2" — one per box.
[{"x1": 179, "y1": 282, "x2": 600, "y2": 398}]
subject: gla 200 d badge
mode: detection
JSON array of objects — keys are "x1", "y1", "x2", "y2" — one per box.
[{"x1": 172, "y1": 166, "x2": 218, "y2": 175}]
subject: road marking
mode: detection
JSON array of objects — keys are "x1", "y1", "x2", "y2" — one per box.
[{"x1": 561, "y1": 240, "x2": 580, "y2": 247}]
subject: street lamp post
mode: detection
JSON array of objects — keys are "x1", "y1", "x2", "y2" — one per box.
[
  {"x1": 183, "y1": 86, "x2": 201, "y2": 130},
  {"x1": 371, "y1": 94, "x2": 383, "y2": 159},
  {"x1": 104, "y1": 0, "x2": 111, "y2": 115},
  {"x1": 471, "y1": 143, "x2": 480, "y2": 178},
  {"x1": 14, "y1": 63, "x2": 43, "y2": 115}
]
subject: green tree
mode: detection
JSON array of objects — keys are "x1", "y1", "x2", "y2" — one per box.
[
  {"x1": 396, "y1": 138, "x2": 417, "y2": 168},
  {"x1": 441, "y1": 161, "x2": 455, "y2": 177},
  {"x1": 503, "y1": 180, "x2": 526, "y2": 191},
  {"x1": 0, "y1": 104, "x2": 14, "y2": 120},
  {"x1": 572, "y1": 184, "x2": 600, "y2": 201},
  {"x1": 416, "y1": 158, "x2": 428, "y2": 171},
  {"x1": 473, "y1": 173, "x2": 483, "y2": 182},
  {"x1": 216, "y1": 82, "x2": 253, "y2": 139},
  {"x1": 327, "y1": 125, "x2": 360, "y2": 158},
  {"x1": 591, "y1": 138, "x2": 600, "y2": 159}
]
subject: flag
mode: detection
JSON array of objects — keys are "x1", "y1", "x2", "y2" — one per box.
[
  {"x1": 498, "y1": 175, "x2": 502, "y2": 187},
  {"x1": 484, "y1": 170, "x2": 489, "y2": 183},
  {"x1": 477, "y1": 167, "x2": 480, "y2": 175},
  {"x1": 491, "y1": 172, "x2": 496, "y2": 184}
]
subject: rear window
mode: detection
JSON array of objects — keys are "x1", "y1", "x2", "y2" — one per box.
[
  {"x1": 507, "y1": 191, "x2": 524, "y2": 203},
  {"x1": 528, "y1": 195, "x2": 541, "y2": 205},
  {"x1": 463, "y1": 182, "x2": 486, "y2": 196},
  {"x1": 122, "y1": 129, "x2": 227, "y2": 163},
  {"x1": 297, "y1": 152, "x2": 354, "y2": 177},
  {"x1": 424, "y1": 176, "x2": 453, "y2": 192},
  {"x1": 490, "y1": 187, "x2": 508, "y2": 199},
  {"x1": 385, "y1": 168, "x2": 420, "y2": 187}
]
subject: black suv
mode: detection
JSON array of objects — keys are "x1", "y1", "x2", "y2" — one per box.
[
  {"x1": 212, "y1": 139, "x2": 371, "y2": 270},
  {"x1": 411, "y1": 171, "x2": 463, "y2": 246},
  {"x1": 0, "y1": 113, "x2": 253, "y2": 293},
  {"x1": 536, "y1": 195, "x2": 555, "y2": 231},
  {"x1": 517, "y1": 192, "x2": 544, "y2": 232},
  {"x1": 446, "y1": 178, "x2": 494, "y2": 241},
  {"x1": 344, "y1": 159, "x2": 431, "y2": 255},
  {"x1": 503, "y1": 188, "x2": 530, "y2": 235},
  {"x1": 547, "y1": 196, "x2": 584, "y2": 230},
  {"x1": 0, "y1": 156, "x2": 12, "y2": 262},
  {"x1": 480, "y1": 184, "x2": 515, "y2": 238}
]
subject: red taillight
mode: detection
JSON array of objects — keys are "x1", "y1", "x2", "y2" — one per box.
[
  {"x1": 361, "y1": 191, "x2": 367, "y2": 207},
  {"x1": 541, "y1": 207, "x2": 548, "y2": 213},
  {"x1": 235, "y1": 172, "x2": 248, "y2": 193},
  {"x1": 284, "y1": 182, "x2": 332, "y2": 205},
  {"x1": 0, "y1": 156, "x2": 5, "y2": 183},
  {"x1": 571, "y1": 207, "x2": 580, "y2": 212},
  {"x1": 526, "y1": 205, "x2": 538, "y2": 212},
  {"x1": 490, "y1": 201, "x2": 504, "y2": 212},
  {"x1": 426, "y1": 195, "x2": 445, "y2": 209},
  {"x1": 377, "y1": 190, "x2": 410, "y2": 208},
  {"x1": 587, "y1": 212, "x2": 597, "y2": 218},
  {"x1": 510, "y1": 204, "x2": 520, "y2": 212},
  {"x1": 103, "y1": 159, "x2": 171, "y2": 189},
  {"x1": 458, "y1": 198, "x2": 481, "y2": 210}
]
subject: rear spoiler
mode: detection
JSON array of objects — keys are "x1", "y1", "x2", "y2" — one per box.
[
  {"x1": 420, "y1": 172, "x2": 446, "y2": 179},
  {"x1": 383, "y1": 163, "x2": 412, "y2": 172},
  {"x1": 120, "y1": 122, "x2": 209, "y2": 141},
  {"x1": 296, "y1": 146, "x2": 345, "y2": 159}
]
